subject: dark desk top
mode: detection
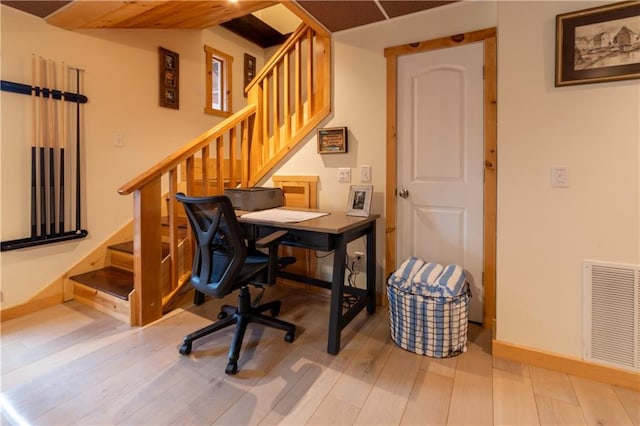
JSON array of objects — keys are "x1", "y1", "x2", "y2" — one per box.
[{"x1": 238, "y1": 209, "x2": 379, "y2": 235}]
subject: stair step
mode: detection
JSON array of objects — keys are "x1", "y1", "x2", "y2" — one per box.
[
  {"x1": 108, "y1": 241, "x2": 173, "y2": 259},
  {"x1": 70, "y1": 266, "x2": 133, "y2": 300}
]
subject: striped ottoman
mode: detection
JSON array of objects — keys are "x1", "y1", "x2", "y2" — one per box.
[{"x1": 387, "y1": 257, "x2": 471, "y2": 357}]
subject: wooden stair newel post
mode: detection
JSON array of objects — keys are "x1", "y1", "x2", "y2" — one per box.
[{"x1": 133, "y1": 179, "x2": 163, "y2": 325}]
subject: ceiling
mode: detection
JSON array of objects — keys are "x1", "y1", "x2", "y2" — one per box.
[{"x1": 2, "y1": 1, "x2": 457, "y2": 47}]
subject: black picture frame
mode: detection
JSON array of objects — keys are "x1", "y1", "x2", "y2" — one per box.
[
  {"x1": 317, "y1": 127, "x2": 348, "y2": 154},
  {"x1": 244, "y1": 53, "x2": 256, "y2": 96},
  {"x1": 555, "y1": 1, "x2": 640, "y2": 87},
  {"x1": 159, "y1": 47, "x2": 179, "y2": 108}
]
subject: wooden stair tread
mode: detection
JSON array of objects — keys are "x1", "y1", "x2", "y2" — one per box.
[
  {"x1": 70, "y1": 266, "x2": 133, "y2": 301},
  {"x1": 108, "y1": 241, "x2": 173, "y2": 258}
]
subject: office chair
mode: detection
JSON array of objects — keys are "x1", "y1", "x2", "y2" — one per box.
[{"x1": 175, "y1": 193, "x2": 296, "y2": 375}]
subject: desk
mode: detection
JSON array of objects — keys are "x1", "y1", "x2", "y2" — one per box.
[{"x1": 239, "y1": 212, "x2": 379, "y2": 355}]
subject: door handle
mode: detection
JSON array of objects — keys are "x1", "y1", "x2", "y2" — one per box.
[{"x1": 398, "y1": 189, "x2": 409, "y2": 199}]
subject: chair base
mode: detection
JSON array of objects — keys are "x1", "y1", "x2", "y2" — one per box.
[{"x1": 179, "y1": 286, "x2": 296, "y2": 375}]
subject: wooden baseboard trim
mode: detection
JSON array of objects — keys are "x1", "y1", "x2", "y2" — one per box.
[
  {"x1": 493, "y1": 339, "x2": 640, "y2": 391},
  {"x1": 1, "y1": 294, "x2": 62, "y2": 322}
]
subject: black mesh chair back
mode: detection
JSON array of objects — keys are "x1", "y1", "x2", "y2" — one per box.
[{"x1": 175, "y1": 193, "x2": 296, "y2": 375}]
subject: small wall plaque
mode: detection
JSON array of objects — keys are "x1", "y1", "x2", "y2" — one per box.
[{"x1": 317, "y1": 127, "x2": 348, "y2": 154}]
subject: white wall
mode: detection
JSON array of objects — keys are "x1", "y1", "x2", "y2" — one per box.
[
  {"x1": 0, "y1": 5, "x2": 265, "y2": 308},
  {"x1": 496, "y1": 1, "x2": 640, "y2": 357},
  {"x1": 265, "y1": 0, "x2": 497, "y2": 285},
  {"x1": 272, "y1": 0, "x2": 639, "y2": 362},
  {"x1": 3, "y1": 0, "x2": 639, "y2": 365}
]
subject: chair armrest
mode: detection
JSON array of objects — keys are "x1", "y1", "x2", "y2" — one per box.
[
  {"x1": 255, "y1": 229, "x2": 289, "y2": 285},
  {"x1": 255, "y1": 229, "x2": 288, "y2": 249}
]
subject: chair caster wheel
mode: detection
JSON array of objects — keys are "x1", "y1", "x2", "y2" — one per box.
[
  {"x1": 270, "y1": 306, "x2": 280, "y2": 317},
  {"x1": 284, "y1": 332, "x2": 295, "y2": 343},
  {"x1": 217, "y1": 311, "x2": 228, "y2": 320},
  {"x1": 225, "y1": 362, "x2": 238, "y2": 375},
  {"x1": 179, "y1": 342, "x2": 192, "y2": 355}
]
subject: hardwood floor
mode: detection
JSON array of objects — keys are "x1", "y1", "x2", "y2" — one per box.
[{"x1": 2, "y1": 286, "x2": 638, "y2": 425}]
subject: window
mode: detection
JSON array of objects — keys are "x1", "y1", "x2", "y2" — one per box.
[{"x1": 204, "y1": 45, "x2": 233, "y2": 117}]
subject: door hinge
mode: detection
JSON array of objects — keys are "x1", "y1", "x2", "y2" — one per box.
[{"x1": 482, "y1": 65, "x2": 485, "y2": 80}]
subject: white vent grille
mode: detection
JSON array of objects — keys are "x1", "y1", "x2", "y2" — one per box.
[{"x1": 583, "y1": 260, "x2": 639, "y2": 371}]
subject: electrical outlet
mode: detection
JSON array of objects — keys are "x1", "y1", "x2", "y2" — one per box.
[
  {"x1": 354, "y1": 251, "x2": 364, "y2": 272},
  {"x1": 360, "y1": 165, "x2": 371, "y2": 183},
  {"x1": 338, "y1": 167, "x2": 351, "y2": 183}
]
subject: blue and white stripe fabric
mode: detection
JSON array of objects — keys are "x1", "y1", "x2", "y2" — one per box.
[
  {"x1": 387, "y1": 256, "x2": 425, "y2": 292},
  {"x1": 387, "y1": 257, "x2": 470, "y2": 357},
  {"x1": 388, "y1": 260, "x2": 466, "y2": 298}
]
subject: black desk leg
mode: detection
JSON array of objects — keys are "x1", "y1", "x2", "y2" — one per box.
[
  {"x1": 366, "y1": 223, "x2": 376, "y2": 314},
  {"x1": 328, "y1": 234, "x2": 346, "y2": 355}
]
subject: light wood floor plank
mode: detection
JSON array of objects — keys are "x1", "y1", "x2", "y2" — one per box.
[
  {"x1": 400, "y1": 365, "x2": 455, "y2": 425},
  {"x1": 614, "y1": 385, "x2": 640, "y2": 425},
  {"x1": 447, "y1": 333, "x2": 494, "y2": 425},
  {"x1": 492, "y1": 357, "x2": 540, "y2": 425},
  {"x1": 353, "y1": 345, "x2": 422, "y2": 425},
  {"x1": 529, "y1": 365, "x2": 579, "y2": 405},
  {"x1": 1, "y1": 288, "x2": 638, "y2": 426},
  {"x1": 571, "y1": 376, "x2": 634, "y2": 425},
  {"x1": 535, "y1": 395, "x2": 586, "y2": 426}
]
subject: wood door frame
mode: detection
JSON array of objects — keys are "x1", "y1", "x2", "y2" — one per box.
[{"x1": 384, "y1": 28, "x2": 497, "y2": 330}]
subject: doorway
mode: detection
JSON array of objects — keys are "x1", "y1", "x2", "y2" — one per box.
[{"x1": 384, "y1": 28, "x2": 497, "y2": 329}]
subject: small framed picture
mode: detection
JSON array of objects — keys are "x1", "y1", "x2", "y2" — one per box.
[
  {"x1": 244, "y1": 53, "x2": 256, "y2": 95},
  {"x1": 317, "y1": 127, "x2": 348, "y2": 154},
  {"x1": 159, "y1": 47, "x2": 179, "y2": 109},
  {"x1": 347, "y1": 185, "x2": 373, "y2": 217},
  {"x1": 555, "y1": 2, "x2": 640, "y2": 86}
]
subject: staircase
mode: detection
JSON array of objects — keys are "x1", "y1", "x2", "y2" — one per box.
[{"x1": 68, "y1": 22, "x2": 331, "y2": 326}]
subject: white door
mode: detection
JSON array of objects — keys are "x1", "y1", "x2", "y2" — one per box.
[{"x1": 397, "y1": 42, "x2": 484, "y2": 323}]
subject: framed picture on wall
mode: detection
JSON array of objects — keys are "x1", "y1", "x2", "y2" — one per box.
[
  {"x1": 244, "y1": 53, "x2": 256, "y2": 96},
  {"x1": 159, "y1": 47, "x2": 179, "y2": 108},
  {"x1": 346, "y1": 185, "x2": 373, "y2": 217},
  {"x1": 555, "y1": 1, "x2": 640, "y2": 86},
  {"x1": 317, "y1": 127, "x2": 348, "y2": 154}
]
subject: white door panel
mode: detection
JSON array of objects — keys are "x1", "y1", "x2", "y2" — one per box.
[{"x1": 397, "y1": 42, "x2": 484, "y2": 322}]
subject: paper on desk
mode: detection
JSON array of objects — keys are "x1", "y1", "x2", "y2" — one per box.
[{"x1": 240, "y1": 208, "x2": 329, "y2": 223}]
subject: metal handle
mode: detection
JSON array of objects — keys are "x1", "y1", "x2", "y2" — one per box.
[{"x1": 398, "y1": 189, "x2": 409, "y2": 199}]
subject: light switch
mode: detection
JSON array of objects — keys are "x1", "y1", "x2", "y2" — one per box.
[
  {"x1": 338, "y1": 168, "x2": 351, "y2": 183},
  {"x1": 360, "y1": 165, "x2": 371, "y2": 183},
  {"x1": 551, "y1": 166, "x2": 569, "y2": 188}
]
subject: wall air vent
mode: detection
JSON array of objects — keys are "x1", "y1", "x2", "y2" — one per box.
[{"x1": 583, "y1": 260, "x2": 639, "y2": 371}]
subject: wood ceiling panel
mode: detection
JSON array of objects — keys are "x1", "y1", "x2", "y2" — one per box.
[
  {"x1": 46, "y1": 1, "x2": 134, "y2": 29},
  {"x1": 45, "y1": 0, "x2": 276, "y2": 30}
]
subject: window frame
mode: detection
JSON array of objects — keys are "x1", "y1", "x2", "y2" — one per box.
[{"x1": 204, "y1": 45, "x2": 233, "y2": 117}]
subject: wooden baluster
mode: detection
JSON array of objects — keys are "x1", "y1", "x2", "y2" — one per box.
[
  {"x1": 284, "y1": 54, "x2": 291, "y2": 143},
  {"x1": 241, "y1": 118, "x2": 250, "y2": 188},
  {"x1": 306, "y1": 28, "x2": 314, "y2": 119},
  {"x1": 201, "y1": 145, "x2": 209, "y2": 196},
  {"x1": 216, "y1": 135, "x2": 224, "y2": 194},
  {"x1": 167, "y1": 168, "x2": 179, "y2": 292},
  {"x1": 295, "y1": 39, "x2": 302, "y2": 132},
  {"x1": 272, "y1": 65, "x2": 280, "y2": 154},
  {"x1": 229, "y1": 126, "x2": 237, "y2": 189}
]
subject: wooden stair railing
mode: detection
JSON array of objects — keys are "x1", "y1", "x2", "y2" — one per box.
[{"x1": 117, "y1": 23, "x2": 331, "y2": 325}]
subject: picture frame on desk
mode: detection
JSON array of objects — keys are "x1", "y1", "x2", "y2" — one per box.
[
  {"x1": 555, "y1": 1, "x2": 640, "y2": 87},
  {"x1": 347, "y1": 185, "x2": 373, "y2": 217}
]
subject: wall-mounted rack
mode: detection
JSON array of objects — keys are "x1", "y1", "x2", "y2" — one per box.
[{"x1": 1, "y1": 79, "x2": 88, "y2": 103}]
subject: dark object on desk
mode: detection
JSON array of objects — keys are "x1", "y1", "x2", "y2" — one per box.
[
  {"x1": 224, "y1": 187, "x2": 283, "y2": 211},
  {"x1": 176, "y1": 193, "x2": 296, "y2": 375}
]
